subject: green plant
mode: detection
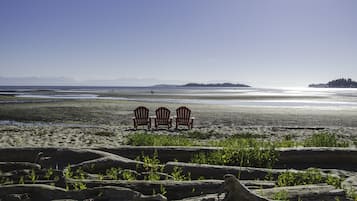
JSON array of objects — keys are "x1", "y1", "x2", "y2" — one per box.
[
  {"x1": 273, "y1": 190, "x2": 289, "y2": 201},
  {"x1": 63, "y1": 165, "x2": 87, "y2": 191},
  {"x1": 106, "y1": 167, "x2": 120, "y2": 180},
  {"x1": 160, "y1": 184, "x2": 167, "y2": 195},
  {"x1": 304, "y1": 132, "x2": 349, "y2": 147},
  {"x1": 64, "y1": 165, "x2": 73, "y2": 179},
  {"x1": 44, "y1": 168, "x2": 54, "y2": 180},
  {"x1": 122, "y1": 170, "x2": 136, "y2": 181},
  {"x1": 192, "y1": 138, "x2": 278, "y2": 168},
  {"x1": 19, "y1": 176, "x2": 24, "y2": 184},
  {"x1": 346, "y1": 187, "x2": 357, "y2": 201},
  {"x1": 29, "y1": 169, "x2": 38, "y2": 184},
  {"x1": 171, "y1": 166, "x2": 191, "y2": 181},
  {"x1": 326, "y1": 175, "x2": 342, "y2": 188},
  {"x1": 71, "y1": 180, "x2": 87, "y2": 191},
  {"x1": 137, "y1": 151, "x2": 163, "y2": 181},
  {"x1": 277, "y1": 169, "x2": 342, "y2": 189}
]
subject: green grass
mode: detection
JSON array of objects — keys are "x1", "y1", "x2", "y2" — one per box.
[
  {"x1": 126, "y1": 132, "x2": 350, "y2": 168},
  {"x1": 191, "y1": 137, "x2": 279, "y2": 168},
  {"x1": 277, "y1": 168, "x2": 342, "y2": 188},
  {"x1": 303, "y1": 132, "x2": 349, "y2": 147},
  {"x1": 127, "y1": 131, "x2": 350, "y2": 148}
]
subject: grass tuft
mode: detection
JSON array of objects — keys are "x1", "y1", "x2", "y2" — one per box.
[{"x1": 304, "y1": 132, "x2": 349, "y2": 147}]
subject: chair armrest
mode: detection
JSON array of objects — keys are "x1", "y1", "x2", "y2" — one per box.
[
  {"x1": 132, "y1": 117, "x2": 136, "y2": 120},
  {"x1": 190, "y1": 117, "x2": 195, "y2": 120}
]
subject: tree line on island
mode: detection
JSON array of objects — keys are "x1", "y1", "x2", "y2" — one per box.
[
  {"x1": 309, "y1": 78, "x2": 357, "y2": 88},
  {"x1": 182, "y1": 82, "x2": 250, "y2": 87},
  {"x1": 153, "y1": 82, "x2": 250, "y2": 88}
]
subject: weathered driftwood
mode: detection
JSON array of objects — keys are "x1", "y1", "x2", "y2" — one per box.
[
  {"x1": 276, "y1": 148, "x2": 357, "y2": 170},
  {"x1": 342, "y1": 175, "x2": 357, "y2": 197},
  {"x1": 0, "y1": 184, "x2": 167, "y2": 201},
  {"x1": 65, "y1": 179, "x2": 223, "y2": 200},
  {"x1": 2, "y1": 147, "x2": 357, "y2": 170},
  {"x1": 98, "y1": 146, "x2": 221, "y2": 163},
  {"x1": 69, "y1": 155, "x2": 145, "y2": 173},
  {"x1": 100, "y1": 147, "x2": 357, "y2": 170},
  {"x1": 0, "y1": 148, "x2": 108, "y2": 169},
  {"x1": 164, "y1": 161, "x2": 299, "y2": 180},
  {"x1": 173, "y1": 193, "x2": 222, "y2": 201},
  {"x1": 220, "y1": 174, "x2": 271, "y2": 201},
  {"x1": 0, "y1": 162, "x2": 41, "y2": 172},
  {"x1": 254, "y1": 184, "x2": 347, "y2": 201}
]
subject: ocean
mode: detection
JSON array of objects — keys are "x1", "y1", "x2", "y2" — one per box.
[{"x1": 1, "y1": 86, "x2": 357, "y2": 109}]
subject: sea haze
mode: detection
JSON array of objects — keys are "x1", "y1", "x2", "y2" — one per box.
[{"x1": 1, "y1": 86, "x2": 357, "y2": 109}]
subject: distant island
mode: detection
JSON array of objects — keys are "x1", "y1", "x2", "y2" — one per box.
[
  {"x1": 309, "y1": 78, "x2": 357, "y2": 88},
  {"x1": 182, "y1": 82, "x2": 250, "y2": 87}
]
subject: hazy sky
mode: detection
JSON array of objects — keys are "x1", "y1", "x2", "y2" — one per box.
[{"x1": 0, "y1": 0, "x2": 356, "y2": 87}]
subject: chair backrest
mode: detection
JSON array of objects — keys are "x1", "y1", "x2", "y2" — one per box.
[
  {"x1": 176, "y1": 106, "x2": 191, "y2": 121},
  {"x1": 156, "y1": 107, "x2": 170, "y2": 120},
  {"x1": 134, "y1": 106, "x2": 149, "y2": 120}
]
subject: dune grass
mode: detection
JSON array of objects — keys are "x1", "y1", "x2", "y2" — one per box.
[
  {"x1": 126, "y1": 131, "x2": 351, "y2": 168},
  {"x1": 277, "y1": 168, "x2": 342, "y2": 188},
  {"x1": 127, "y1": 131, "x2": 349, "y2": 148},
  {"x1": 303, "y1": 132, "x2": 349, "y2": 147}
]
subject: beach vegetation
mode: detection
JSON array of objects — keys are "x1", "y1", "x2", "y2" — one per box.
[
  {"x1": 160, "y1": 184, "x2": 167, "y2": 195},
  {"x1": 346, "y1": 187, "x2": 357, "y2": 201},
  {"x1": 63, "y1": 165, "x2": 87, "y2": 191},
  {"x1": 105, "y1": 167, "x2": 137, "y2": 180},
  {"x1": 19, "y1": 176, "x2": 24, "y2": 184},
  {"x1": 192, "y1": 138, "x2": 278, "y2": 168},
  {"x1": 136, "y1": 151, "x2": 163, "y2": 181},
  {"x1": 126, "y1": 131, "x2": 349, "y2": 149},
  {"x1": 122, "y1": 170, "x2": 137, "y2": 181},
  {"x1": 277, "y1": 168, "x2": 341, "y2": 188},
  {"x1": 44, "y1": 167, "x2": 54, "y2": 180},
  {"x1": 273, "y1": 190, "x2": 289, "y2": 201},
  {"x1": 29, "y1": 169, "x2": 38, "y2": 184},
  {"x1": 171, "y1": 166, "x2": 191, "y2": 181},
  {"x1": 106, "y1": 167, "x2": 120, "y2": 180},
  {"x1": 303, "y1": 132, "x2": 349, "y2": 147}
]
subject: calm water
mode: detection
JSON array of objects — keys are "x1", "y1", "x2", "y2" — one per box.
[{"x1": 1, "y1": 86, "x2": 357, "y2": 109}]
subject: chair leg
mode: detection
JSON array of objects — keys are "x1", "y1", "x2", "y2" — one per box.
[{"x1": 133, "y1": 120, "x2": 137, "y2": 130}]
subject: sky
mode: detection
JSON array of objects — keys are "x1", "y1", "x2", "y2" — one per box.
[{"x1": 0, "y1": 0, "x2": 356, "y2": 87}]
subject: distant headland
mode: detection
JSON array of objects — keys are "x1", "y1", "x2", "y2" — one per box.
[
  {"x1": 309, "y1": 78, "x2": 357, "y2": 88},
  {"x1": 182, "y1": 82, "x2": 250, "y2": 87}
]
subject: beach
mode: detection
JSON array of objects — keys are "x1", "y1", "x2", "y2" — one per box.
[{"x1": 1, "y1": 86, "x2": 357, "y2": 148}]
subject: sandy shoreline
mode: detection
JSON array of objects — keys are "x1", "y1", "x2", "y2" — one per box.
[{"x1": 0, "y1": 97, "x2": 357, "y2": 148}]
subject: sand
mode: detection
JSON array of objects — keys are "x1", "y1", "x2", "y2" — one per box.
[{"x1": 0, "y1": 98, "x2": 357, "y2": 148}]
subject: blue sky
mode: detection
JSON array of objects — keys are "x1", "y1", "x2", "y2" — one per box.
[{"x1": 0, "y1": 0, "x2": 356, "y2": 87}]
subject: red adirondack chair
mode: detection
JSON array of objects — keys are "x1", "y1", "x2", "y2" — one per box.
[
  {"x1": 132, "y1": 106, "x2": 151, "y2": 129},
  {"x1": 154, "y1": 107, "x2": 172, "y2": 129},
  {"x1": 175, "y1": 106, "x2": 194, "y2": 129}
]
